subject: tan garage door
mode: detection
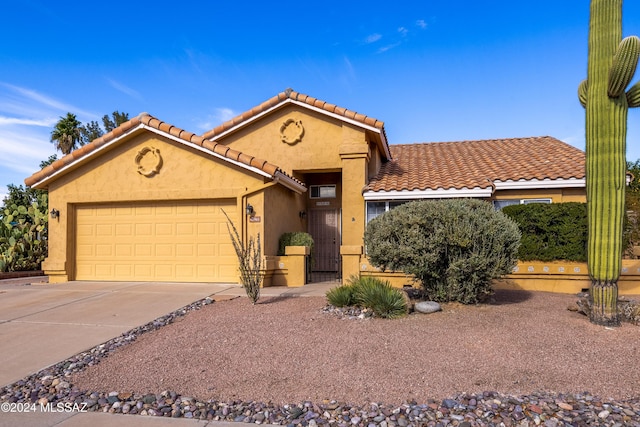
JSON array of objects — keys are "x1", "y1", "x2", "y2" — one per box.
[{"x1": 75, "y1": 200, "x2": 238, "y2": 282}]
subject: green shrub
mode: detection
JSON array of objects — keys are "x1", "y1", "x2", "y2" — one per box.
[
  {"x1": 277, "y1": 232, "x2": 314, "y2": 256},
  {"x1": 326, "y1": 276, "x2": 407, "y2": 318},
  {"x1": 502, "y1": 202, "x2": 588, "y2": 262},
  {"x1": 350, "y1": 276, "x2": 408, "y2": 318},
  {"x1": 326, "y1": 285, "x2": 355, "y2": 307},
  {"x1": 364, "y1": 199, "x2": 520, "y2": 304},
  {"x1": 625, "y1": 187, "x2": 640, "y2": 256},
  {"x1": 0, "y1": 198, "x2": 49, "y2": 272}
]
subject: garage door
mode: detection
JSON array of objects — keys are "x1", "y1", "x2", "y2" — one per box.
[{"x1": 75, "y1": 200, "x2": 238, "y2": 282}]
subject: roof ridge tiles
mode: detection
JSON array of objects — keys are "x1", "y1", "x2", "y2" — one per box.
[
  {"x1": 200, "y1": 88, "x2": 385, "y2": 140},
  {"x1": 25, "y1": 112, "x2": 304, "y2": 189}
]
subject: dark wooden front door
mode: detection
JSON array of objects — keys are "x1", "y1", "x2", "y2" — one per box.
[{"x1": 308, "y1": 209, "x2": 340, "y2": 280}]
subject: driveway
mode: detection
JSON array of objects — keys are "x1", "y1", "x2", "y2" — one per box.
[{"x1": 0, "y1": 278, "x2": 242, "y2": 387}]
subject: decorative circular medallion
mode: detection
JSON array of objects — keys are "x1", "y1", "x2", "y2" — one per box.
[
  {"x1": 135, "y1": 147, "x2": 163, "y2": 177},
  {"x1": 280, "y1": 118, "x2": 304, "y2": 145}
]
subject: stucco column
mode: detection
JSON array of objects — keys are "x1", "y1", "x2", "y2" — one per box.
[
  {"x1": 340, "y1": 245, "x2": 363, "y2": 283},
  {"x1": 42, "y1": 195, "x2": 70, "y2": 283},
  {"x1": 339, "y1": 126, "x2": 368, "y2": 246},
  {"x1": 339, "y1": 125, "x2": 369, "y2": 283}
]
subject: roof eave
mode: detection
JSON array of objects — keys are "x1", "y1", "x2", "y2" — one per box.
[
  {"x1": 27, "y1": 124, "x2": 149, "y2": 189},
  {"x1": 274, "y1": 171, "x2": 307, "y2": 194},
  {"x1": 363, "y1": 188, "x2": 494, "y2": 200},
  {"x1": 26, "y1": 122, "x2": 301, "y2": 191},
  {"x1": 141, "y1": 125, "x2": 273, "y2": 180},
  {"x1": 206, "y1": 98, "x2": 392, "y2": 158},
  {"x1": 493, "y1": 178, "x2": 586, "y2": 190}
]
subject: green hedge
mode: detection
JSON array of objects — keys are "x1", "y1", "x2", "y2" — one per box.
[
  {"x1": 502, "y1": 202, "x2": 587, "y2": 262},
  {"x1": 277, "y1": 232, "x2": 314, "y2": 256}
]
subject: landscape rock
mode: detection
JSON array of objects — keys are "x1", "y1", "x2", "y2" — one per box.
[
  {"x1": 414, "y1": 301, "x2": 442, "y2": 314},
  {"x1": 1, "y1": 295, "x2": 639, "y2": 426}
]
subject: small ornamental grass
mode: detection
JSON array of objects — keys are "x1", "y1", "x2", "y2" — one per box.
[
  {"x1": 326, "y1": 276, "x2": 407, "y2": 319},
  {"x1": 325, "y1": 284, "x2": 355, "y2": 307}
]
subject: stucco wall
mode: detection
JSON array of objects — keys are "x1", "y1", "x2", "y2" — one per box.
[
  {"x1": 214, "y1": 104, "x2": 346, "y2": 173},
  {"x1": 43, "y1": 132, "x2": 269, "y2": 281},
  {"x1": 263, "y1": 185, "x2": 306, "y2": 256},
  {"x1": 491, "y1": 187, "x2": 586, "y2": 203}
]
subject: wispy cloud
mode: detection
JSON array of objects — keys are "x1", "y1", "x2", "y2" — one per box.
[
  {"x1": 0, "y1": 128, "x2": 54, "y2": 167},
  {"x1": 364, "y1": 33, "x2": 382, "y2": 44},
  {"x1": 0, "y1": 82, "x2": 97, "y2": 119},
  {"x1": 107, "y1": 78, "x2": 143, "y2": 101},
  {"x1": 194, "y1": 107, "x2": 239, "y2": 131},
  {"x1": 214, "y1": 108, "x2": 236, "y2": 123},
  {"x1": 0, "y1": 82, "x2": 74, "y2": 191},
  {"x1": 377, "y1": 42, "x2": 401, "y2": 53},
  {"x1": 343, "y1": 56, "x2": 356, "y2": 81},
  {"x1": 365, "y1": 19, "x2": 428, "y2": 54},
  {"x1": 0, "y1": 116, "x2": 56, "y2": 127}
]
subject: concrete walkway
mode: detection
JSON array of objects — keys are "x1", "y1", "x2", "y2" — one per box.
[{"x1": 0, "y1": 277, "x2": 335, "y2": 427}]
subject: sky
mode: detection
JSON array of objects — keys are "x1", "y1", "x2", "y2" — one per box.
[{"x1": 2, "y1": 1, "x2": 640, "y2": 201}]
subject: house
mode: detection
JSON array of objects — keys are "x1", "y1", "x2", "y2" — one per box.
[{"x1": 25, "y1": 89, "x2": 586, "y2": 285}]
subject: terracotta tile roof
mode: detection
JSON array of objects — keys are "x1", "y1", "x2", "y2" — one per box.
[
  {"x1": 201, "y1": 88, "x2": 387, "y2": 143},
  {"x1": 365, "y1": 137, "x2": 585, "y2": 192},
  {"x1": 25, "y1": 113, "x2": 304, "y2": 189}
]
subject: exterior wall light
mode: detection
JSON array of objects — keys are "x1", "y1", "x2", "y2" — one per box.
[
  {"x1": 50, "y1": 208, "x2": 60, "y2": 219},
  {"x1": 246, "y1": 204, "x2": 255, "y2": 216},
  {"x1": 299, "y1": 210, "x2": 306, "y2": 219}
]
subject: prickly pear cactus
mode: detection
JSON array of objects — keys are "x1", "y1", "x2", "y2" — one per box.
[
  {"x1": 579, "y1": 0, "x2": 640, "y2": 326},
  {"x1": 0, "y1": 200, "x2": 48, "y2": 272}
]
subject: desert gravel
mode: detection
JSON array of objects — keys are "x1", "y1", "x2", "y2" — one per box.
[{"x1": 71, "y1": 290, "x2": 640, "y2": 406}]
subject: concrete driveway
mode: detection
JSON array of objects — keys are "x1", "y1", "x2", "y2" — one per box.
[
  {"x1": 0, "y1": 278, "x2": 244, "y2": 387},
  {"x1": 0, "y1": 277, "x2": 333, "y2": 426}
]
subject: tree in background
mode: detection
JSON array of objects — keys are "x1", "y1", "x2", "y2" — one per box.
[
  {"x1": 626, "y1": 159, "x2": 640, "y2": 253},
  {"x1": 103, "y1": 111, "x2": 129, "y2": 132},
  {"x1": 627, "y1": 159, "x2": 640, "y2": 193},
  {"x1": 50, "y1": 113, "x2": 81, "y2": 155},
  {"x1": 79, "y1": 120, "x2": 103, "y2": 145},
  {"x1": 79, "y1": 111, "x2": 130, "y2": 145},
  {"x1": 578, "y1": 0, "x2": 640, "y2": 326}
]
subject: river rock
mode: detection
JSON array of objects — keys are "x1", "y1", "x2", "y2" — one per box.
[{"x1": 414, "y1": 301, "x2": 442, "y2": 314}]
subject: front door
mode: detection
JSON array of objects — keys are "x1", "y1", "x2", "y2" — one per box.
[{"x1": 308, "y1": 209, "x2": 341, "y2": 281}]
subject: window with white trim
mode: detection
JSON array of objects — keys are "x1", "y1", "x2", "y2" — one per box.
[
  {"x1": 493, "y1": 198, "x2": 552, "y2": 209},
  {"x1": 366, "y1": 200, "x2": 409, "y2": 222},
  {"x1": 310, "y1": 185, "x2": 336, "y2": 199}
]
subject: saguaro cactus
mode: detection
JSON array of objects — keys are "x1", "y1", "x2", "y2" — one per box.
[{"x1": 579, "y1": 0, "x2": 640, "y2": 326}]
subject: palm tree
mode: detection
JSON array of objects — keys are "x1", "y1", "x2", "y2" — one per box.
[{"x1": 50, "y1": 113, "x2": 82, "y2": 155}]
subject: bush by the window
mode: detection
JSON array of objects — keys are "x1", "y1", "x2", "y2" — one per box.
[
  {"x1": 277, "y1": 232, "x2": 314, "y2": 256},
  {"x1": 502, "y1": 202, "x2": 588, "y2": 262},
  {"x1": 364, "y1": 199, "x2": 520, "y2": 304}
]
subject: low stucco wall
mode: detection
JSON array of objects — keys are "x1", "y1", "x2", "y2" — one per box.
[
  {"x1": 497, "y1": 260, "x2": 640, "y2": 295},
  {"x1": 263, "y1": 246, "x2": 309, "y2": 287},
  {"x1": 358, "y1": 257, "x2": 640, "y2": 295}
]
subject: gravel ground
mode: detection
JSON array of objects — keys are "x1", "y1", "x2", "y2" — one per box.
[{"x1": 71, "y1": 290, "x2": 640, "y2": 406}]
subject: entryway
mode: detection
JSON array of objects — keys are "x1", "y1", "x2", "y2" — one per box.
[{"x1": 308, "y1": 208, "x2": 341, "y2": 283}]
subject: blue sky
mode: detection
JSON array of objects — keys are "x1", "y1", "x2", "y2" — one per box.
[{"x1": 2, "y1": 1, "x2": 640, "y2": 200}]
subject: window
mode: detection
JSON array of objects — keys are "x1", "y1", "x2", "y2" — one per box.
[
  {"x1": 493, "y1": 198, "x2": 552, "y2": 209},
  {"x1": 366, "y1": 200, "x2": 409, "y2": 222},
  {"x1": 310, "y1": 185, "x2": 336, "y2": 199}
]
